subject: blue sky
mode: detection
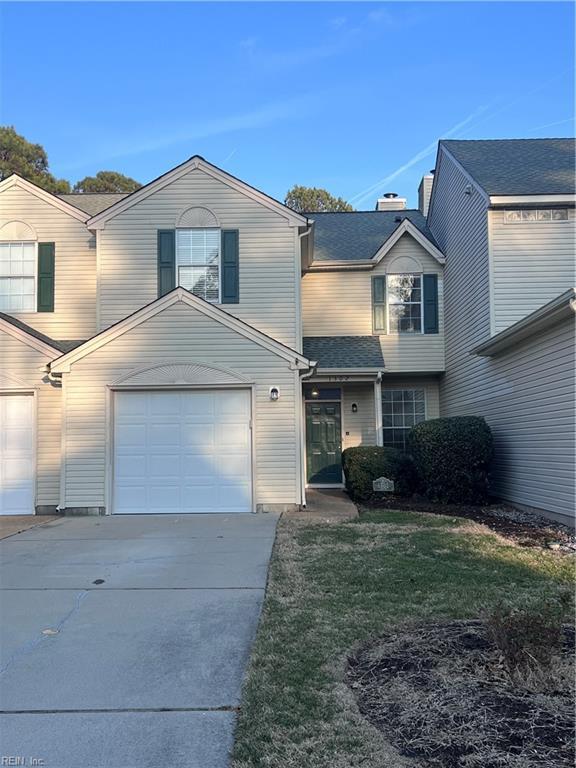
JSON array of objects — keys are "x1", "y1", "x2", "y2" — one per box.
[{"x1": 1, "y1": 1, "x2": 574, "y2": 207}]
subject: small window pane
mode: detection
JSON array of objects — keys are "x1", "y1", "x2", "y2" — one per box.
[
  {"x1": 537, "y1": 209, "x2": 552, "y2": 221},
  {"x1": 504, "y1": 210, "x2": 522, "y2": 223},
  {"x1": 521, "y1": 210, "x2": 537, "y2": 221},
  {"x1": 0, "y1": 242, "x2": 36, "y2": 312},
  {"x1": 176, "y1": 229, "x2": 220, "y2": 302},
  {"x1": 551, "y1": 209, "x2": 568, "y2": 221},
  {"x1": 382, "y1": 389, "x2": 426, "y2": 450}
]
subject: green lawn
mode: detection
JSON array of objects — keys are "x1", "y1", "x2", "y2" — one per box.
[{"x1": 232, "y1": 509, "x2": 574, "y2": 768}]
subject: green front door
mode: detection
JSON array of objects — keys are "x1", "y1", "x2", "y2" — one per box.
[{"x1": 306, "y1": 402, "x2": 342, "y2": 484}]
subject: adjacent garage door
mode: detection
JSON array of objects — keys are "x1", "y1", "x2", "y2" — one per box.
[
  {"x1": 113, "y1": 390, "x2": 252, "y2": 514},
  {"x1": 0, "y1": 394, "x2": 34, "y2": 515}
]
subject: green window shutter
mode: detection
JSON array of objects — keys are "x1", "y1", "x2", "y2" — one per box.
[
  {"x1": 157, "y1": 230, "x2": 176, "y2": 297},
  {"x1": 372, "y1": 276, "x2": 386, "y2": 333},
  {"x1": 37, "y1": 242, "x2": 55, "y2": 312},
  {"x1": 423, "y1": 273, "x2": 439, "y2": 334},
  {"x1": 221, "y1": 229, "x2": 239, "y2": 304}
]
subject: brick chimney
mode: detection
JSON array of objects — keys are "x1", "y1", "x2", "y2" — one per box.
[
  {"x1": 418, "y1": 171, "x2": 434, "y2": 217},
  {"x1": 375, "y1": 192, "x2": 407, "y2": 211}
]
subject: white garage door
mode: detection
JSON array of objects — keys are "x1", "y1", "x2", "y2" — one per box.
[
  {"x1": 0, "y1": 394, "x2": 34, "y2": 515},
  {"x1": 113, "y1": 390, "x2": 252, "y2": 514}
]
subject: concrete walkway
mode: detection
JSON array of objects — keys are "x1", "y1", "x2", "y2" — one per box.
[
  {"x1": 0, "y1": 513, "x2": 279, "y2": 768},
  {"x1": 285, "y1": 489, "x2": 358, "y2": 521}
]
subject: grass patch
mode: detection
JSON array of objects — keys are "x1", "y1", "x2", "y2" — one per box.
[{"x1": 232, "y1": 510, "x2": 574, "y2": 768}]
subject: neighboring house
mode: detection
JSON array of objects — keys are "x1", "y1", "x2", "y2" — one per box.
[
  {"x1": 427, "y1": 139, "x2": 575, "y2": 524},
  {"x1": 0, "y1": 140, "x2": 573, "y2": 523}
]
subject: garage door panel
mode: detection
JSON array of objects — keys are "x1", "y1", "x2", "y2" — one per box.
[
  {"x1": 182, "y1": 455, "x2": 215, "y2": 478},
  {"x1": 181, "y1": 393, "x2": 215, "y2": 416},
  {"x1": 1, "y1": 394, "x2": 34, "y2": 515},
  {"x1": 148, "y1": 393, "x2": 181, "y2": 416},
  {"x1": 4, "y1": 426, "x2": 33, "y2": 453},
  {"x1": 115, "y1": 455, "x2": 146, "y2": 480},
  {"x1": 148, "y1": 423, "x2": 180, "y2": 447},
  {"x1": 182, "y1": 425, "x2": 215, "y2": 449},
  {"x1": 217, "y1": 423, "x2": 249, "y2": 449},
  {"x1": 218, "y1": 390, "x2": 250, "y2": 416},
  {"x1": 114, "y1": 390, "x2": 252, "y2": 514},
  {"x1": 149, "y1": 455, "x2": 180, "y2": 478},
  {"x1": 149, "y1": 485, "x2": 180, "y2": 509}
]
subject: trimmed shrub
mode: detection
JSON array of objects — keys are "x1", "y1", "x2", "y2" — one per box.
[
  {"x1": 407, "y1": 415, "x2": 494, "y2": 504},
  {"x1": 342, "y1": 446, "x2": 416, "y2": 501}
]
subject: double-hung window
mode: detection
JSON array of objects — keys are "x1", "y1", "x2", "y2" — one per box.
[
  {"x1": 373, "y1": 273, "x2": 423, "y2": 334},
  {"x1": 176, "y1": 229, "x2": 220, "y2": 303},
  {"x1": 381, "y1": 389, "x2": 426, "y2": 450},
  {"x1": 388, "y1": 274, "x2": 422, "y2": 333},
  {"x1": 0, "y1": 242, "x2": 36, "y2": 312}
]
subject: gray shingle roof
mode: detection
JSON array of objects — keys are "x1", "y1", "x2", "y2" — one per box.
[
  {"x1": 441, "y1": 138, "x2": 576, "y2": 196},
  {"x1": 58, "y1": 193, "x2": 129, "y2": 216},
  {"x1": 0, "y1": 313, "x2": 84, "y2": 354},
  {"x1": 306, "y1": 210, "x2": 437, "y2": 262},
  {"x1": 303, "y1": 336, "x2": 385, "y2": 369}
]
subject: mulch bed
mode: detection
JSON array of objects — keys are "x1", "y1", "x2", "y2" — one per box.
[
  {"x1": 362, "y1": 495, "x2": 575, "y2": 550},
  {"x1": 347, "y1": 620, "x2": 575, "y2": 768}
]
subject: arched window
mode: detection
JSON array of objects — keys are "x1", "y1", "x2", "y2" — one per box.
[{"x1": 0, "y1": 221, "x2": 37, "y2": 312}]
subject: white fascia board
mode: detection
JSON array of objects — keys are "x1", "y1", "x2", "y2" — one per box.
[
  {"x1": 474, "y1": 288, "x2": 576, "y2": 357},
  {"x1": 307, "y1": 261, "x2": 374, "y2": 271},
  {"x1": 49, "y1": 288, "x2": 312, "y2": 373},
  {"x1": 0, "y1": 175, "x2": 89, "y2": 223},
  {"x1": 489, "y1": 194, "x2": 576, "y2": 206},
  {"x1": 372, "y1": 219, "x2": 445, "y2": 265},
  {"x1": 86, "y1": 156, "x2": 308, "y2": 229},
  {"x1": 0, "y1": 316, "x2": 62, "y2": 358}
]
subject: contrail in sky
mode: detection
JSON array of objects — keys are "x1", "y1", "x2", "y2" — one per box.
[{"x1": 349, "y1": 107, "x2": 488, "y2": 206}]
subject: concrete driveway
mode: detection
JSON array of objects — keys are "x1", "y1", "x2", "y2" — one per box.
[{"x1": 0, "y1": 513, "x2": 278, "y2": 768}]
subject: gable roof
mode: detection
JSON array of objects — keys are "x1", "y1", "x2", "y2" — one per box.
[
  {"x1": 49, "y1": 287, "x2": 314, "y2": 373},
  {"x1": 84, "y1": 155, "x2": 308, "y2": 229},
  {"x1": 440, "y1": 138, "x2": 576, "y2": 196},
  {"x1": 0, "y1": 175, "x2": 89, "y2": 222},
  {"x1": 306, "y1": 210, "x2": 441, "y2": 264},
  {"x1": 58, "y1": 193, "x2": 128, "y2": 216},
  {"x1": 0, "y1": 313, "x2": 83, "y2": 357},
  {"x1": 303, "y1": 336, "x2": 385, "y2": 370}
]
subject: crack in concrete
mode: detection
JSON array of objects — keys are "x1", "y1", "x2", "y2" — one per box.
[{"x1": 0, "y1": 590, "x2": 89, "y2": 677}]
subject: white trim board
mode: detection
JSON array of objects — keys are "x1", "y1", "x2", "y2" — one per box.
[
  {"x1": 0, "y1": 175, "x2": 89, "y2": 223},
  {"x1": 49, "y1": 287, "x2": 315, "y2": 373},
  {"x1": 86, "y1": 156, "x2": 308, "y2": 229},
  {"x1": 372, "y1": 219, "x2": 445, "y2": 265}
]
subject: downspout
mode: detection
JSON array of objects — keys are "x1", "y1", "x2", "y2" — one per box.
[
  {"x1": 374, "y1": 370, "x2": 384, "y2": 446},
  {"x1": 298, "y1": 360, "x2": 318, "y2": 508}
]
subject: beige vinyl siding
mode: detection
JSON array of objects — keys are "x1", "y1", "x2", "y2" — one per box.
[
  {"x1": 98, "y1": 168, "x2": 299, "y2": 348},
  {"x1": 429, "y1": 149, "x2": 574, "y2": 522},
  {"x1": 342, "y1": 384, "x2": 377, "y2": 450},
  {"x1": 0, "y1": 331, "x2": 61, "y2": 506},
  {"x1": 428, "y1": 149, "x2": 491, "y2": 413},
  {"x1": 477, "y1": 319, "x2": 574, "y2": 520},
  {"x1": 489, "y1": 208, "x2": 576, "y2": 334},
  {"x1": 62, "y1": 300, "x2": 299, "y2": 510},
  {"x1": 0, "y1": 186, "x2": 96, "y2": 339},
  {"x1": 301, "y1": 234, "x2": 445, "y2": 372}
]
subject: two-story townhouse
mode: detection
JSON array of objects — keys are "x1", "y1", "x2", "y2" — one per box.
[
  {"x1": 300, "y1": 208, "x2": 445, "y2": 489},
  {"x1": 427, "y1": 138, "x2": 575, "y2": 524},
  {"x1": 0, "y1": 158, "x2": 314, "y2": 516},
  {"x1": 0, "y1": 155, "x2": 447, "y2": 517}
]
